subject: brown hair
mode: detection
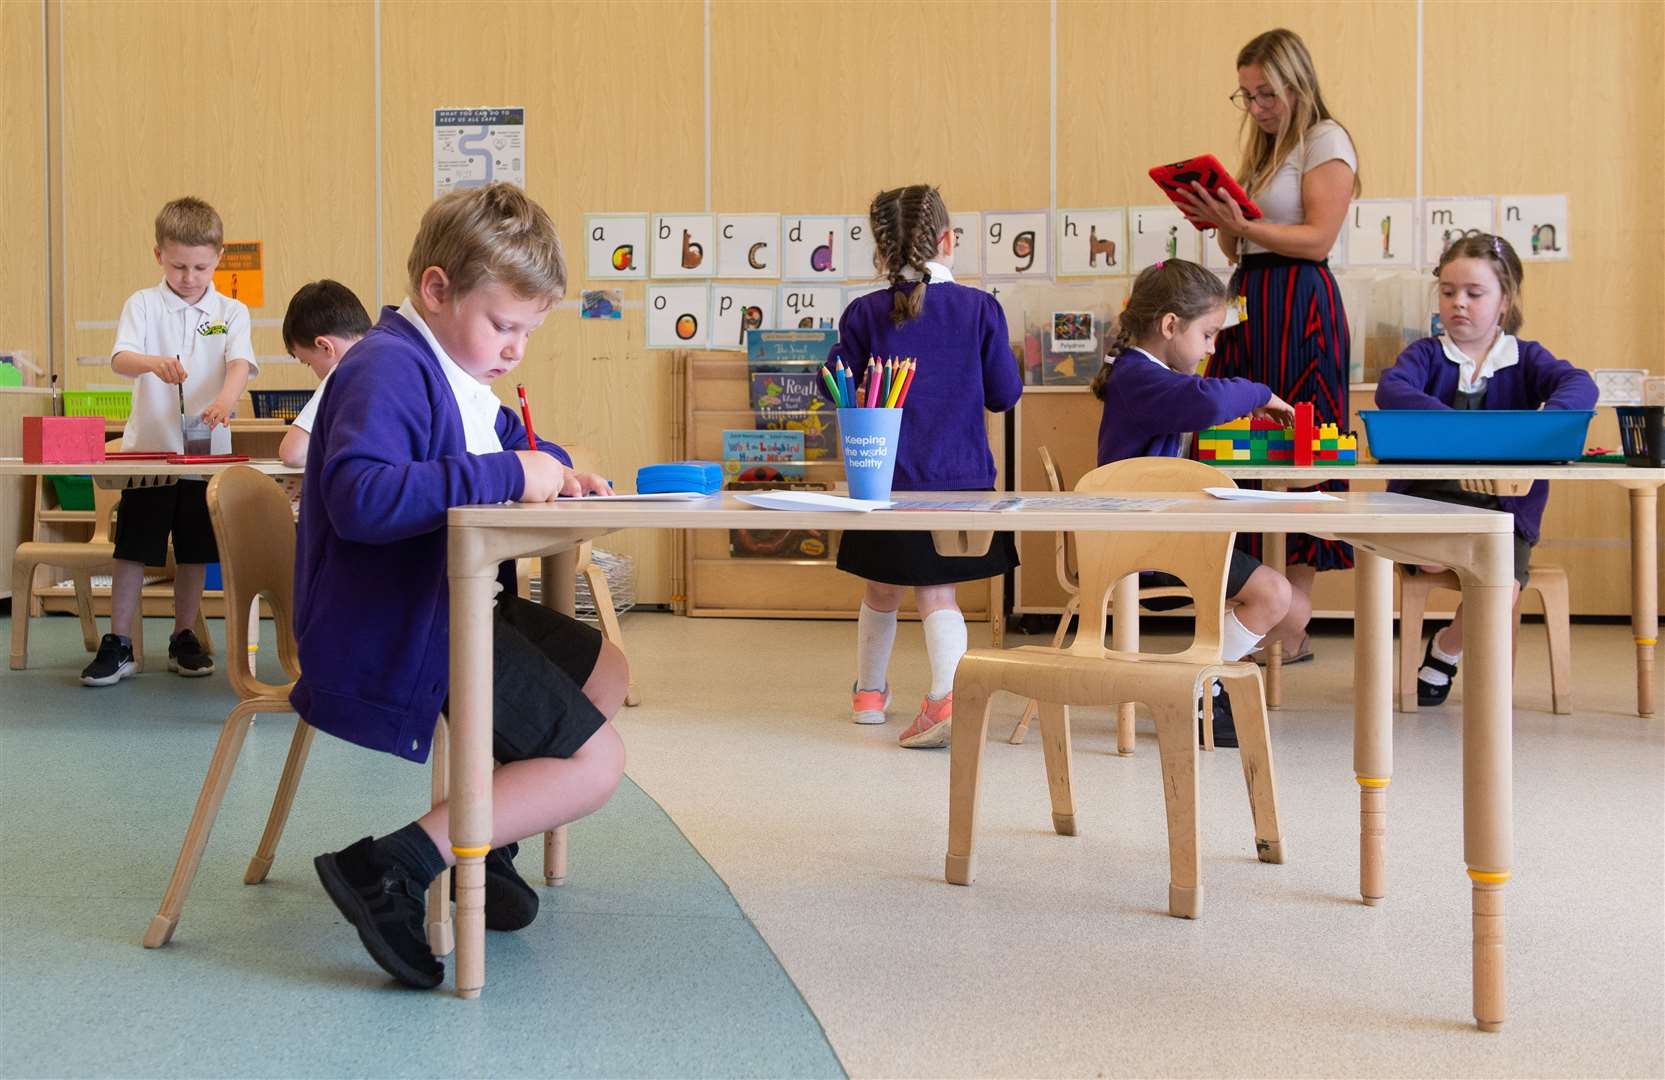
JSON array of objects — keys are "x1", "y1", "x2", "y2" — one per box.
[
  {"x1": 1435, "y1": 233, "x2": 1524, "y2": 335},
  {"x1": 1233, "y1": 28, "x2": 1362, "y2": 199},
  {"x1": 869, "y1": 185, "x2": 951, "y2": 327},
  {"x1": 1090, "y1": 260, "x2": 1230, "y2": 399},
  {"x1": 154, "y1": 197, "x2": 223, "y2": 250},
  {"x1": 406, "y1": 182, "x2": 566, "y2": 303}
]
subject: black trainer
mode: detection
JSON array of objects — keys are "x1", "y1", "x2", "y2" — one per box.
[
  {"x1": 450, "y1": 841, "x2": 540, "y2": 932},
  {"x1": 1210, "y1": 685, "x2": 1239, "y2": 749},
  {"x1": 1417, "y1": 636, "x2": 1458, "y2": 707},
  {"x1": 167, "y1": 628, "x2": 214, "y2": 677},
  {"x1": 80, "y1": 634, "x2": 137, "y2": 687},
  {"x1": 314, "y1": 836, "x2": 444, "y2": 989}
]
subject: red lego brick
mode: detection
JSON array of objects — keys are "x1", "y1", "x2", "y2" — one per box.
[{"x1": 1293, "y1": 402, "x2": 1315, "y2": 467}]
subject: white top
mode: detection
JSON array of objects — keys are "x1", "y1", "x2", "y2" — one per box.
[
  {"x1": 112, "y1": 281, "x2": 257, "y2": 453},
  {"x1": 1242, "y1": 119, "x2": 1358, "y2": 255},
  {"x1": 1440, "y1": 332, "x2": 1519, "y2": 394},
  {"x1": 292, "y1": 370, "x2": 332, "y2": 433},
  {"x1": 898, "y1": 260, "x2": 956, "y2": 284},
  {"x1": 396, "y1": 298, "x2": 504, "y2": 455}
]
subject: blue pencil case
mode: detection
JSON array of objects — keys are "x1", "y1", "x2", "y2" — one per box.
[{"x1": 636, "y1": 460, "x2": 724, "y2": 495}]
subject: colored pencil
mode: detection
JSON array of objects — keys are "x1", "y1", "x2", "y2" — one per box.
[
  {"x1": 517, "y1": 384, "x2": 538, "y2": 448},
  {"x1": 894, "y1": 359, "x2": 918, "y2": 408},
  {"x1": 820, "y1": 364, "x2": 842, "y2": 407}
]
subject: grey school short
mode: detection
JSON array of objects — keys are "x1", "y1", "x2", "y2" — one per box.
[{"x1": 1139, "y1": 549, "x2": 1262, "y2": 610}]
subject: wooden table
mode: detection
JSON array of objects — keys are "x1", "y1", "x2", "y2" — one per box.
[
  {"x1": 1214, "y1": 464, "x2": 1665, "y2": 717},
  {"x1": 447, "y1": 490, "x2": 1517, "y2": 1029},
  {"x1": 0, "y1": 459, "x2": 301, "y2": 482}
]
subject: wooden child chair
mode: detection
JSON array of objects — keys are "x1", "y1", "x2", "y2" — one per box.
[
  {"x1": 945, "y1": 457, "x2": 1284, "y2": 920},
  {"x1": 11, "y1": 443, "x2": 211, "y2": 672},
  {"x1": 143, "y1": 466, "x2": 569, "y2": 953},
  {"x1": 1006, "y1": 446, "x2": 1188, "y2": 746}
]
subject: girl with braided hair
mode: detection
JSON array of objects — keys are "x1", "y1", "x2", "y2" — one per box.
[{"x1": 830, "y1": 184, "x2": 1023, "y2": 748}]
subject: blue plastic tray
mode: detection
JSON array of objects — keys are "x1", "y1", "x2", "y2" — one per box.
[{"x1": 1359, "y1": 409, "x2": 1596, "y2": 463}]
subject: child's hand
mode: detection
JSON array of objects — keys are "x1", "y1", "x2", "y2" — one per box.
[
  {"x1": 569, "y1": 471, "x2": 613, "y2": 496},
  {"x1": 149, "y1": 356, "x2": 187, "y2": 384},
  {"x1": 1254, "y1": 393, "x2": 1297, "y2": 426},
  {"x1": 200, "y1": 398, "x2": 234, "y2": 429},
  {"x1": 516, "y1": 450, "x2": 569, "y2": 502}
]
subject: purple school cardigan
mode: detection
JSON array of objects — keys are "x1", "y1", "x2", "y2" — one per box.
[
  {"x1": 290, "y1": 308, "x2": 570, "y2": 764},
  {"x1": 1097, "y1": 350, "x2": 1271, "y2": 464},
  {"x1": 1375, "y1": 336, "x2": 1597, "y2": 543}
]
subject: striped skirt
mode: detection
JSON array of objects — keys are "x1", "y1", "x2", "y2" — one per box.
[{"x1": 1210, "y1": 253, "x2": 1354, "y2": 571}]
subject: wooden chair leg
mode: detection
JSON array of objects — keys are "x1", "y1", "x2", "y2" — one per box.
[
  {"x1": 544, "y1": 826, "x2": 568, "y2": 886},
  {"x1": 1221, "y1": 671, "x2": 1283, "y2": 864},
  {"x1": 1200, "y1": 683, "x2": 1216, "y2": 752},
  {"x1": 1151, "y1": 700, "x2": 1202, "y2": 919},
  {"x1": 144, "y1": 699, "x2": 262, "y2": 948},
  {"x1": 585, "y1": 563, "x2": 638, "y2": 707},
  {"x1": 131, "y1": 616, "x2": 146, "y2": 673},
  {"x1": 1536, "y1": 572, "x2": 1573, "y2": 715},
  {"x1": 1036, "y1": 702, "x2": 1076, "y2": 836},
  {"x1": 1008, "y1": 596, "x2": 1077, "y2": 745},
  {"x1": 10, "y1": 556, "x2": 35, "y2": 670},
  {"x1": 427, "y1": 716, "x2": 455, "y2": 957},
  {"x1": 244, "y1": 718, "x2": 316, "y2": 885},
  {"x1": 944, "y1": 680, "x2": 995, "y2": 886},
  {"x1": 193, "y1": 607, "x2": 213, "y2": 657},
  {"x1": 73, "y1": 571, "x2": 99, "y2": 651},
  {"x1": 1397, "y1": 571, "x2": 1431, "y2": 713}
]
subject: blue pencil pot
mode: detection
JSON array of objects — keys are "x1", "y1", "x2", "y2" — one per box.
[{"x1": 837, "y1": 408, "x2": 903, "y2": 502}]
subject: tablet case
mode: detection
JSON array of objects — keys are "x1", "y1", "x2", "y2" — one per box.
[{"x1": 1149, "y1": 154, "x2": 1263, "y2": 230}]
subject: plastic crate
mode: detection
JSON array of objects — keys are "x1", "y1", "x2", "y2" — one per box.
[
  {"x1": 1358, "y1": 409, "x2": 1596, "y2": 463},
  {"x1": 249, "y1": 389, "x2": 313, "y2": 422},
  {"x1": 62, "y1": 390, "x2": 132, "y2": 420},
  {"x1": 49, "y1": 475, "x2": 94, "y2": 511},
  {"x1": 1617, "y1": 406, "x2": 1665, "y2": 468}
]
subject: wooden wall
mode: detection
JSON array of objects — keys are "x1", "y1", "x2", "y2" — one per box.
[{"x1": 19, "y1": 0, "x2": 1664, "y2": 607}]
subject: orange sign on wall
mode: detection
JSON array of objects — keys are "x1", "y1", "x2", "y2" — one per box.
[{"x1": 213, "y1": 241, "x2": 263, "y2": 307}]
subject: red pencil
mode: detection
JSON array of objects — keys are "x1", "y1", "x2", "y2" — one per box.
[
  {"x1": 517, "y1": 384, "x2": 538, "y2": 448},
  {"x1": 895, "y1": 359, "x2": 918, "y2": 408}
]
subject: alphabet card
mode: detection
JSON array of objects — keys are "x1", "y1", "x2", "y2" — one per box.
[
  {"x1": 778, "y1": 284, "x2": 842, "y2": 328},
  {"x1": 1056, "y1": 208, "x2": 1127, "y2": 276},
  {"x1": 1422, "y1": 197, "x2": 1494, "y2": 265},
  {"x1": 651, "y1": 213, "x2": 716, "y2": 278},
  {"x1": 782, "y1": 216, "x2": 847, "y2": 280},
  {"x1": 950, "y1": 212, "x2": 981, "y2": 277},
  {"x1": 1129, "y1": 206, "x2": 1199, "y2": 272},
  {"x1": 1497, "y1": 195, "x2": 1570, "y2": 261},
  {"x1": 844, "y1": 217, "x2": 878, "y2": 282},
  {"x1": 708, "y1": 285, "x2": 777, "y2": 350},
  {"x1": 584, "y1": 214, "x2": 648, "y2": 280},
  {"x1": 983, "y1": 212, "x2": 1050, "y2": 278},
  {"x1": 1200, "y1": 226, "x2": 1232, "y2": 271},
  {"x1": 646, "y1": 284, "x2": 710, "y2": 348},
  {"x1": 716, "y1": 214, "x2": 780, "y2": 279},
  {"x1": 1344, "y1": 199, "x2": 1415, "y2": 267}
]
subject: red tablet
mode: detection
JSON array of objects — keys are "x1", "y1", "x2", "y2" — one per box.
[
  {"x1": 1148, "y1": 154, "x2": 1263, "y2": 230},
  {"x1": 166, "y1": 454, "x2": 250, "y2": 465}
]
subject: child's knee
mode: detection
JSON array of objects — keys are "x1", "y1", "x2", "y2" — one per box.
[
  {"x1": 1238, "y1": 566, "x2": 1291, "y2": 621},
  {"x1": 864, "y1": 582, "x2": 905, "y2": 611},
  {"x1": 582, "y1": 641, "x2": 630, "y2": 718},
  {"x1": 575, "y1": 722, "x2": 626, "y2": 797},
  {"x1": 915, "y1": 584, "x2": 960, "y2": 616}
]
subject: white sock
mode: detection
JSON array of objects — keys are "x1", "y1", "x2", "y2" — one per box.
[
  {"x1": 1419, "y1": 630, "x2": 1462, "y2": 687},
  {"x1": 1220, "y1": 610, "x2": 1264, "y2": 663},
  {"x1": 922, "y1": 608, "x2": 968, "y2": 700},
  {"x1": 856, "y1": 603, "x2": 897, "y2": 692}
]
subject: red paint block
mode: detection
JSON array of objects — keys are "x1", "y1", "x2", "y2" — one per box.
[{"x1": 23, "y1": 416, "x2": 107, "y2": 464}]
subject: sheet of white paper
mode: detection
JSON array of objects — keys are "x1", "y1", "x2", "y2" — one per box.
[
  {"x1": 1205, "y1": 487, "x2": 1340, "y2": 502},
  {"x1": 557, "y1": 492, "x2": 714, "y2": 502},
  {"x1": 736, "y1": 491, "x2": 890, "y2": 513},
  {"x1": 1017, "y1": 494, "x2": 1181, "y2": 511},
  {"x1": 886, "y1": 494, "x2": 1026, "y2": 512}
]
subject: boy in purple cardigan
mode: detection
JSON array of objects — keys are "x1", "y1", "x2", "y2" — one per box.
[
  {"x1": 1092, "y1": 261, "x2": 1307, "y2": 746},
  {"x1": 1376, "y1": 234, "x2": 1596, "y2": 705},
  {"x1": 295, "y1": 183, "x2": 627, "y2": 989}
]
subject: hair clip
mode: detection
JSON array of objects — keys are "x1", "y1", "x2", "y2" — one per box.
[
  {"x1": 1491, "y1": 236, "x2": 1505, "y2": 258},
  {"x1": 1154, "y1": 259, "x2": 1166, "y2": 270}
]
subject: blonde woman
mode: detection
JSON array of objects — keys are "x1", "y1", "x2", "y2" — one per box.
[{"x1": 1175, "y1": 27, "x2": 1359, "y2": 661}]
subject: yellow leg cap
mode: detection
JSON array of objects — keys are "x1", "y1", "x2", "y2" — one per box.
[
  {"x1": 1356, "y1": 775, "x2": 1391, "y2": 789},
  {"x1": 1467, "y1": 868, "x2": 1511, "y2": 884},
  {"x1": 451, "y1": 844, "x2": 491, "y2": 859}
]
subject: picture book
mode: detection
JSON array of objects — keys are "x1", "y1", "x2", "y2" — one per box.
[
  {"x1": 745, "y1": 328, "x2": 838, "y2": 372},
  {"x1": 750, "y1": 371, "x2": 838, "y2": 460},
  {"x1": 727, "y1": 479, "x2": 831, "y2": 559},
  {"x1": 722, "y1": 429, "x2": 806, "y2": 481}
]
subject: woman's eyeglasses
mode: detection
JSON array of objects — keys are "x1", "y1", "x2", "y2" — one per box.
[{"x1": 1229, "y1": 88, "x2": 1280, "y2": 111}]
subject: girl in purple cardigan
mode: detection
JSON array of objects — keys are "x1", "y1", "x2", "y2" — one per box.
[
  {"x1": 1092, "y1": 260, "x2": 1306, "y2": 745},
  {"x1": 1376, "y1": 234, "x2": 1596, "y2": 705}
]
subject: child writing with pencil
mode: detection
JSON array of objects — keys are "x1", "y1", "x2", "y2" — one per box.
[
  {"x1": 1376, "y1": 233, "x2": 1595, "y2": 706},
  {"x1": 1091, "y1": 260, "x2": 1309, "y2": 746},
  {"x1": 825, "y1": 184, "x2": 1022, "y2": 749},
  {"x1": 294, "y1": 182, "x2": 625, "y2": 989}
]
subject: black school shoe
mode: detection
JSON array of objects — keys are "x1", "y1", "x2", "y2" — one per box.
[
  {"x1": 1196, "y1": 684, "x2": 1240, "y2": 749},
  {"x1": 167, "y1": 629, "x2": 214, "y2": 677},
  {"x1": 1417, "y1": 636, "x2": 1458, "y2": 707},
  {"x1": 314, "y1": 836, "x2": 444, "y2": 989},
  {"x1": 450, "y1": 841, "x2": 540, "y2": 932},
  {"x1": 80, "y1": 634, "x2": 137, "y2": 687}
]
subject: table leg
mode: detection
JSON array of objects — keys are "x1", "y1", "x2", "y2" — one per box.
[
  {"x1": 1353, "y1": 549, "x2": 1393, "y2": 905},
  {"x1": 1263, "y1": 531, "x2": 1287, "y2": 708},
  {"x1": 541, "y1": 553, "x2": 576, "y2": 618},
  {"x1": 1112, "y1": 573, "x2": 1138, "y2": 756},
  {"x1": 448, "y1": 559, "x2": 497, "y2": 999},
  {"x1": 1463, "y1": 530, "x2": 1514, "y2": 1031},
  {"x1": 1628, "y1": 485, "x2": 1659, "y2": 717}
]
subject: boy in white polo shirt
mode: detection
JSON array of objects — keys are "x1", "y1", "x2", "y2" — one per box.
[{"x1": 82, "y1": 196, "x2": 257, "y2": 687}]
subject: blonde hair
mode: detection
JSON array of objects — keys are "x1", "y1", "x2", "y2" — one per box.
[
  {"x1": 1437, "y1": 233, "x2": 1525, "y2": 335},
  {"x1": 1233, "y1": 29, "x2": 1363, "y2": 199},
  {"x1": 154, "y1": 197, "x2": 223, "y2": 250},
  {"x1": 869, "y1": 185, "x2": 951, "y2": 327},
  {"x1": 406, "y1": 182, "x2": 566, "y2": 303},
  {"x1": 1090, "y1": 261, "x2": 1229, "y2": 399}
]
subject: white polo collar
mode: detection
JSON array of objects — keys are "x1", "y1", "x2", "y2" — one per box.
[
  {"x1": 397, "y1": 297, "x2": 504, "y2": 455},
  {"x1": 898, "y1": 260, "x2": 955, "y2": 284},
  {"x1": 1440, "y1": 332, "x2": 1519, "y2": 394},
  {"x1": 158, "y1": 280, "x2": 217, "y2": 314}
]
